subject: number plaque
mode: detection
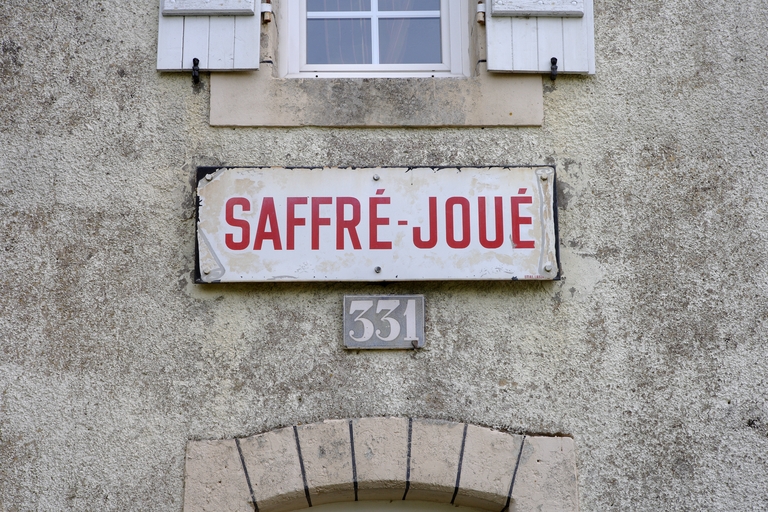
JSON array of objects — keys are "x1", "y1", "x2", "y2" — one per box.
[{"x1": 343, "y1": 295, "x2": 425, "y2": 349}]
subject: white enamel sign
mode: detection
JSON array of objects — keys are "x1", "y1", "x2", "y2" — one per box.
[{"x1": 196, "y1": 167, "x2": 559, "y2": 282}]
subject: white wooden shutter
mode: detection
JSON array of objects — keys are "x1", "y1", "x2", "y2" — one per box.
[
  {"x1": 486, "y1": 0, "x2": 595, "y2": 74},
  {"x1": 157, "y1": 0, "x2": 260, "y2": 71}
]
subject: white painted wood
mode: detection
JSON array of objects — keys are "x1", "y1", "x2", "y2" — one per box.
[
  {"x1": 305, "y1": 11, "x2": 441, "y2": 18},
  {"x1": 162, "y1": 0, "x2": 255, "y2": 16},
  {"x1": 209, "y1": 16, "x2": 236, "y2": 69},
  {"x1": 182, "y1": 16, "x2": 211, "y2": 70},
  {"x1": 157, "y1": 8, "x2": 260, "y2": 70},
  {"x1": 490, "y1": 0, "x2": 583, "y2": 18},
  {"x1": 297, "y1": 0, "x2": 307, "y2": 74},
  {"x1": 585, "y1": 0, "x2": 595, "y2": 74},
  {"x1": 486, "y1": 16, "x2": 514, "y2": 71},
  {"x1": 157, "y1": 13, "x2": 184, "y2": 71},
  {"x1": 286, "y1": 0, "x2": 467, "y2": 77},
  {"x1": 457, "y1": 0, "x2": 470, "y2": 77},
  {"x1": 562, "y1": 12, "x2": 588, "y2": 72},
  {"x1": 536, "y1": 17, "x2": 562, "y2": 72},
  {"x1": 511, "y1": 17, "x2": 538, "y2": 72},
  {"x1": 233, "y1": 14, "x2": 260, "y2": 69},
  {"x1": 446, "y1": 0, "x2": 460, "y2": 75},
  {"x1": 486, "y1": 0, "x2": 594, "y2": 74}
]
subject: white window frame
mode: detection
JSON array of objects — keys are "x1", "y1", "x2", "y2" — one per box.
[{"x1": 278, "y1": 0, "x2": 470, "y2": 78}]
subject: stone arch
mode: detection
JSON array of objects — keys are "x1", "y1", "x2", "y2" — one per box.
[{"x1": 183, "y1": 418, "x2": 578, "y2": 512}]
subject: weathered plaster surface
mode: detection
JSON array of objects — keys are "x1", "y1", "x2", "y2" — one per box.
[{"x1": 1, "y1": 1, "x2": 767, "y2": 511}]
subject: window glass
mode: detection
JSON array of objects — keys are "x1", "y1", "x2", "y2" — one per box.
[
  {"x1": 307, "y1": 0, "x2": 371, "y2": 11},
  {"x1": 305, "y1": 0, "x2": 441, "y2": 68},
  {"x1": 307, "y1": 19, "x2": 373, "y2": 64},
  {"x1": 379, "y1": 18, "x2": 441, "y2": 63},
  {"x1": 379, "y1": 0, "x2": 440, "y2": 10}
]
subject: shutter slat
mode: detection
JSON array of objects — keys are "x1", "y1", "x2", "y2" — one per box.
[
  {"x1": 536, "y1": 17, "x2": 562, "y2": 72},
  {"x1": 157, "y1": 15, "x2": 184, "y2": 71},
  {"x1": 233, "y1": 14, "x2": 260, "y2": 70},
  {"x1": 585, "y1": 0, "x2": 595, "y2": 74},
  {"x1": 511, "y1": 17, "x2": 538, "y2": 72},
  {"x1": 156, "y1": 4, "x2": 260, "y2": 71},
  {"x1": 487, "y1": 17, "x2": 514, "y2": 71},
  {"x1": 182, "y1": 16, "x2": 211, "y2": 70},
  {"x1": 209, "y1": 16, "x2": 236, "y2": 69},
  {"x1": 486, "y1": 0, "x2": 594, "y2": 74},
  {"x1": 162, "y1": 0, "x2": 256, "y2": 16},
  {"x1": 562, "y1": 15, "x2": 588, "y2": 72},
  {"x1": 491, "y1": 0, "x2": 584, "y2": 18}
]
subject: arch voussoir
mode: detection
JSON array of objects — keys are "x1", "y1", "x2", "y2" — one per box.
[{"x1": 183, "y1": 418, "x2": 579, "y2": 512}]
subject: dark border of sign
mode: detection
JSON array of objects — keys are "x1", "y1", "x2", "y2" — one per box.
[{"x1": 194, "y1": 165, "x2": 561, "y2": 283}]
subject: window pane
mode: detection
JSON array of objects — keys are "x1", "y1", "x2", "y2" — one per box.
[
  {"x1": 307, "y1": 0, "x2": 371, "y2": 11},
  {"x1": 379, "y1": 18, "x2": 441, "y2": 64},
  {"x1": 379, "y1": 0, "x2": 440, "y2": 10},
  {"x1": 307, "y1": 19, "x2": 372, "y2": 64}
]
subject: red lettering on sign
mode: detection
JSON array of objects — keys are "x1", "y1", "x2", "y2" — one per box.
[
  {"x1": 512, "y1": 195, "x2": 535, "y2": 249},
  {"x1": 413, "y1": 197, "x2": 438, "y2": 249},
  {"x1": 369, "y1": 191, "x2": 391, "y2": 250},
  {"x1": 336, "y1": 197, "x2": 362, "y2": 250},
  {"x1": 225, "y1": 197, "x2": 251, "y2": 251},
  {"x1": 479, "y1": 196, "x2": 504, "y2": 249},
  {"x1": 446, "y1": 197, "x2": 470, "y2": 249},
  {"x1": 311, "y1": 197, "x2": 333, "y2": 250},
  {"x1": 286, "y1": 197, "x2": 308, "y2": 250},
  {"x1": 254, "y1": 197, "x2": 282, "y2": 250},
  {"x1": 222, "y1": 191, "x2": 539, "y2": 254}
]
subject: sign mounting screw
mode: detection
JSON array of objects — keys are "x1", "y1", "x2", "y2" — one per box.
[
  {"x1": 373, "y1": 174, "x2": 380, "y2": 181},
  {"x1": 544, "y1": 263, "x2": 553, "y2": 272},
  {"x1": 540, "y1": 174, "x2": 548, "y2": 181},
  {"x1": 375, "y1": 266, "x2": 382, "y2": 273}
]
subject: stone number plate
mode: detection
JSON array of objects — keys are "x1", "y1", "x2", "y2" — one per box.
[{"x1": 343, "y1": 295, "x2": 425, "y2": 349}]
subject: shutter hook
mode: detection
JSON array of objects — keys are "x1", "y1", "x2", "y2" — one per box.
[
  {"x1": 192, "y1": 58, "x2": 200, "y2": 84},
  {"x1": 550, "y1": 57, "x2": 558, "y2": 81}
]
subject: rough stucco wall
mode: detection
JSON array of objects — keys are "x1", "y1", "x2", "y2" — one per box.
[{"x1": 1, "y1": 1, "x2": 767, "y2": 511}]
